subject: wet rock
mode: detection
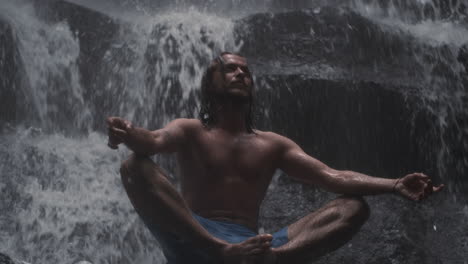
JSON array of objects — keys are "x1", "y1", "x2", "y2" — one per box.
[
  {"x1": 257, "y1": 76, "x2": 434, "y2": 179},
  {"x1": 49, "y1": 1, "x2": 119, "y2": 90},
  {"x1": 0, "y1": 18, "x2": 22, "y2": 127},
  {"x1": 256, "y1": 76, "x2": 467, "y2": 263},
  {"x1": 0, "y1": 253, "x2": 30, "y2": 264},
  {"x1": 22, "y1": 0, "x2": 120, "y2": 131},
  {"x1": 0, "y1": 253, "x2": 14, "y2": 264},
  {"x1": 458, "y1": 44, "x2": 468, "y2": 72},
  {"x1": 236, "y1": 7, "x2": 454, "y2": 88}
]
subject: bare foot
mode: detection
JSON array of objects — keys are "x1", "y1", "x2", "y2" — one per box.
[{"x1": 221, "y1": 234, "x2": 273, "y2": 264}]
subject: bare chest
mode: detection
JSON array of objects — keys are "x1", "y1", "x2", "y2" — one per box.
[{"x1": 180, "y1": 130, "x2": 277, "y2": 182}]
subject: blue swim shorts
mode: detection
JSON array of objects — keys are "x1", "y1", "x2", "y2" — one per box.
[{"x1": 146, "y1": 213, "x2": 289, "y2": 264}]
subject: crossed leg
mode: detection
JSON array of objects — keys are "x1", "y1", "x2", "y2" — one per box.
[
  {"x1": 119, "y1": 154, "x2": 273, "y2": 263},
  {"x1": 272, "y1": 195, "x2": 370, "y2": 263},
  {"x1": 120, "y1": 154, "x2": 369, "y2": 264}
]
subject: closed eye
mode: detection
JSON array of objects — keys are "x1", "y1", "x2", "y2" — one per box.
[{"x1": 226, "y1": 64, "x2": 238, "y2": 72}]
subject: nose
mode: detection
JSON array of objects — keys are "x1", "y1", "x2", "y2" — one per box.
[{"x1": 234, "y1": 66, "x2": 245, "y2": 77}]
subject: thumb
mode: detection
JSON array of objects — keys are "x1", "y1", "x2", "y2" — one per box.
[{"x1": 433, "y1": 184, "x2": 445, "y2": 193}]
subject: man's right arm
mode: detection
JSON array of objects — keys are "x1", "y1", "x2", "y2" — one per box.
[{"x1": 106, "y1": 117, "x2": 192, "y2": 156}]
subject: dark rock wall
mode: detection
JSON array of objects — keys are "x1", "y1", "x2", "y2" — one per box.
[
  {"x1": 0, "y1": 18, "x2": 24, "y2": 127},
  {"x1": 256, "y1": 77, "x2": 420, "y2": 178},
  {"x1": 256, "y1": 77, "x2": 467, "y2": 263}
]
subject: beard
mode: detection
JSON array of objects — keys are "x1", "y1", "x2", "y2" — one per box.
[
  {"x1": 220, "y1": 82, "x2": 252, "y2": 104},
  {"x1": 225, "y1": 91, "x2": 251, "y2": 104},
  {"x1": 206, "y1": 83, "x2": 252, "y2": 106},
  {"x1": 199, "y1": 82, "x2": 255, "y2": 132},
  {"x1": 220, "y1": 87, "x2": 252, "y2": 106}
]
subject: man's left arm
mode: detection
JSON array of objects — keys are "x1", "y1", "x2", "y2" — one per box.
[{"x1": 277, "y1": 136, "x2": 443, "y2": 201}]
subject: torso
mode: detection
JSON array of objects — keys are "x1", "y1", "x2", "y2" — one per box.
[{"x1": 176, "y1": 120, "x2": 282, "y2": 231}]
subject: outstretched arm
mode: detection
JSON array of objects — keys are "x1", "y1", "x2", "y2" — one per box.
[
  {"x1": 277, "y1": 136, "x2": 443, "y2": 200},
  {"x1": 106, "y1": 117, "x2": 191, "y2": 156}
]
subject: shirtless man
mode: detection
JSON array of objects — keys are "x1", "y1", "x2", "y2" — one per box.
[{"x1": 106, "y1": 52, "x2": 443, "y2": 264}]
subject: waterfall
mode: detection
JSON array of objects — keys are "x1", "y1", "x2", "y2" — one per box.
[
  {"x1": 96, "y1": 8, "x2": 241, "y2": 128},
  {"x1": 351, "y1": 0, "x2": 468, "y2": 193},
  {"x1": 0, "y1": 0, "x2": 90, "y2": 133},
  {"x1": 0, "y1": 1, "x2": 240, "y2": 263}
]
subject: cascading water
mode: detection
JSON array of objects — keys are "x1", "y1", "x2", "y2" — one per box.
[
  {"x1": 351, "y1": 0, "x2": 468, "y2": 195},
  {"x1": 96, "y1": 9, "x2": 241, "y2": 128},
  {"x1": 1, "y1": 1, "x2": 240, "y2": 263},
  {"x1": 0, "y1": 0, "x2": 91, "y2": 133},
  {"x1": 1, "y1": 0, "x2": 467, "y2": 263}
]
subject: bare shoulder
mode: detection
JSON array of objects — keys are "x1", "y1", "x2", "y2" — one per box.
[
  {"x1": 166, "y1": 118, "x2": 203, "y2": 132},
  {"x1": 253, "y1": 130, "x2": 298, "y2": 150}
]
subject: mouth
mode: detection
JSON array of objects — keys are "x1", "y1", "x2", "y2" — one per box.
[{"x1": 229, "y1": 81, "x2": 246, "y2": 87}]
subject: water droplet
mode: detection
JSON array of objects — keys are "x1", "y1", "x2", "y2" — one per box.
[{"x1": 259, "y1": 227, "x2": 265, "y2": 234}]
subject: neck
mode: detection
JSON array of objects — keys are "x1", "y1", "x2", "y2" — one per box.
[{"x1": 213, "y1": 98, "x2": 249, "y2": 134}]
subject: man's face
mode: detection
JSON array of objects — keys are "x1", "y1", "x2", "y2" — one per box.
[{"x1": 211, "y1": 54, "x2": 253, "y2": 99}]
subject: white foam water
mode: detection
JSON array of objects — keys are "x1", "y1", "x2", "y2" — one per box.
[
  {"x1": 0, "y1": 2, "x2": 241, "y2": 263},
  {"x1": 100, "y1": 8, "x2": 242, "y2": 127},
  {"x1": 351, "y1": 0, "x2": 468, "y2": 188},
  {"x1": 0, "y1": 0, "x2": 91, "y2": 132},
  {"x1": 352, "y1": 0, "x2": 468, "y2": 47},
  {"x1": 0, "y1": 128, "x2": 166, "y2": 263}
]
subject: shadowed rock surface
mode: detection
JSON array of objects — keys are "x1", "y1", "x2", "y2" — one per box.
[
  {"x1": 0, "y1": 18, "x2": 23, "y2": 127},
  {"x1": 0, "y1": 253, "x2": 29, "y2": 264}
]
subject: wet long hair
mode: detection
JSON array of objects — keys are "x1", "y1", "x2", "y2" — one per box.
[{"x1": 198, "y1": 52, "x2": 256, "y2": 133}]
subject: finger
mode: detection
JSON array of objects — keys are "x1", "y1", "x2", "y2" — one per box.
[
  {"x1": 424, "y1": 186, "x2": 433, "y2": 197},
  {"x1": 422, "y1": 182, "x2": 428, "y2": 189},
  {"x1": 422, "y1": 190, "x2": 430, "y2": 199},
  {"x1": 260, "y1": 234, "x2": 273, "y2": 242},
  {"x1": 413, "y1": 172, "x2": 429, "y2": 181},
  {"x1": 425, "y1": 180, "x2": 433, "y2": 193},
  {"x1": 110, "y1": 127, "x2": 127, "y2": 138},
  {"x1": 433, "y1": 184, "x2": 444, "y2": 193},
  {"x1": 123, "y1": 120, "x2": 133, "y2": 130},
  {"x1": 108, "y1": 135, "x2": 123, "y2": 145},
  {"x1": 262, "y1": 241, "x2": 271, "y2": 249},
  {"x1": 106, "y1": 116, "x2": 121, "y2": 127},
  {"x1": 115, "y1": 118, "x2": 126, "y2": 127},
  {"x1": 107, "y1": 142, "x2": 118, "y2": 149},
  {"x1": 106, "y1": 117, "x2": 113, "y2": 125},
  {"x1": 107, "y1": 127, "x2": 127, "y2": 136},
  {"x1": 108, "y1": 117, "x2": 126, "y2": 128},
  {"x1": 405, "y1": 192, "x2": 418, "y2": 201},
  {"x1": 417, "y1": 193, "x2": 423, "y2": 201},
  {"x1": 108, "y1": 129, "x2": 123, "y2": 142}
]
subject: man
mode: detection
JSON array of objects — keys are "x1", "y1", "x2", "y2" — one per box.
[{"x1": 107, "y1": 52, "x2": 443, "y2": 264}]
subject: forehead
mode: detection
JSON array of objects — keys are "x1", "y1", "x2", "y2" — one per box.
[{"x1": 221, "y1": 54, "x2": 248, "y2": 66}]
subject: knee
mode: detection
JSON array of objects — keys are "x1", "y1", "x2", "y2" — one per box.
[
  {"x1": 120, "y1": 154, "x2": 153, "y2": 178},
  {"x1": 338, "y1": 195, "x2": 370, "y2": 226}
]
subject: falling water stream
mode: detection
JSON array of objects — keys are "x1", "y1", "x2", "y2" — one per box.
[{"x1": 0, "y1": 0, "x2": 466, "y2": 263}]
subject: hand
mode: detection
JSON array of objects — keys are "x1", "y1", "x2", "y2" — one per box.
[
  {"x1": 106, "y1": 117, "x2": 133, "y2": 149},
  {"x1": 394, "y1": 172, "x2": 444, "y2": 201}
]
